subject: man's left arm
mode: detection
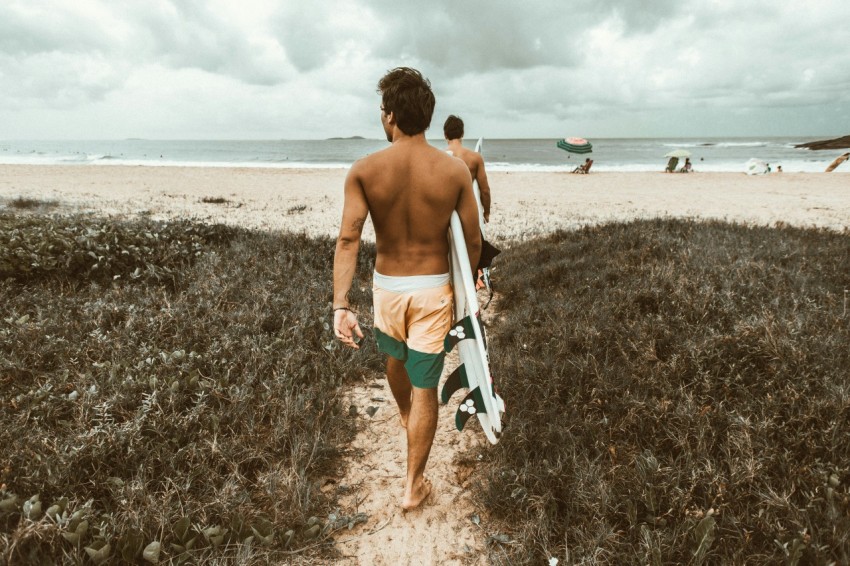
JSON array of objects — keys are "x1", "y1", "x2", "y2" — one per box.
[
  {"x1": 333, "y1": 164, "x2": 369, "y2": 349},
  {"x1": 475, "y1": 154, "x2": 491, "y2": 223}
]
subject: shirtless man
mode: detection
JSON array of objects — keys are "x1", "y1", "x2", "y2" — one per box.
[
  {"x1": 333, "y1": 68, "x2": 481, "y2": 510},
  {"x1": 444, "y1": 115, "x2": 492, "y2": 223}
]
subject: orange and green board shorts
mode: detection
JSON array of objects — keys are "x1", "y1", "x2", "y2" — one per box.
[{"x1": 373, "y1": 273, "x2": 453, "y2": 389}]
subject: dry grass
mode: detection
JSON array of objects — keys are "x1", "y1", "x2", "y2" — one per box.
[
  {"x1": 0, "y1": 213, "x2": 381, "y2": 564},
  {"x1": 481, "y1": 219, "x2": 850, "y2": 565},
  {"x1": 6, "y1": 212, "x2": 850, "y2": 564}
]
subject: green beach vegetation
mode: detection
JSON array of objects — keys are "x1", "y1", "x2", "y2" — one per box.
[{"x1": 2, "y1": 210, "x2": 849, "y2": 564}]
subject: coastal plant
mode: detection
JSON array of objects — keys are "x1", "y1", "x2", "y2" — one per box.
[
  {"x1": 4, "y1": 197, "x2": 58, "y2": 211},
  {"x1": 0, "y1": 214, "x2": 382, "y2": 564},
  {"x1": 0, "y1": 213, "x2": 236, "y2": 287},
  {"x1": 200, "y1": 196, "x2": 230, "y2": 205},
  {"x1": 482, "y1": 219, "x2": 850, "y2": 564}
]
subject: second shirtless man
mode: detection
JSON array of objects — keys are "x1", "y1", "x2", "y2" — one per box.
[
  {"x1": 333, "y1": 68, "x2": 482, "y2": 510},
  {"x1": 444, "y1": 114, "x2": 491, "y2": 223}
]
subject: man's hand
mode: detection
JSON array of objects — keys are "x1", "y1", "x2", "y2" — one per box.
[
  {"x1": 334, "y1": 309, "x2": 364, "y2": 349},
  {"x1": 484, "y1": 212, "x2": 490, "y2": 223}
]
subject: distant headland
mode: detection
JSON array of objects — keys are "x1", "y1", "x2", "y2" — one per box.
[
  {"x1": 326, "y1": 136, "x2": 365, "y2": 140},
  {"x1": 794, "y1": 135, "x2": 850, "y2": 150}
]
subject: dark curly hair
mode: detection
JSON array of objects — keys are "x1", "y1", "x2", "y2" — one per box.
[
  {"x1": 443, "y1": 115, "x2": 464, "y2": 140},
  {"x1": 377, "y1": 67, "x2": 435, "y2": 136}
]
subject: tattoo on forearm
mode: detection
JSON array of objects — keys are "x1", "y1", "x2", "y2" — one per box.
[{"x1": 351, "y1": 218, "x2": 365, "y2": 232}]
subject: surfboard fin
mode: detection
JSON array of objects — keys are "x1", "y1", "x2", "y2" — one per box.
[
  {"x1": 455, "y1": 387, "x2": 487, "y2": 431},
  {"x1": 443, "y1": 316, "x2": 476, "y2": 353},
  {"x1": 495, "y1": 393, "x2": 506, "y2": 413},
  {"x1": 440, "y1": 364, "x2": 470, "y2": 404}
]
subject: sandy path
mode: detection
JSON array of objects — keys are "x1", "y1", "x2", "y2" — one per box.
[{"x1": 333, "y1": 347, "x2": 490, "y2": 565}]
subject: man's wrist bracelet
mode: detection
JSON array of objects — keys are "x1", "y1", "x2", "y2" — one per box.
[{"x1": 333, "y1": 306, "x2": 353, "y2": 313}]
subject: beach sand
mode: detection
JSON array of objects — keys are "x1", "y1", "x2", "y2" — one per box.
[
  {"x1": 3, "y1": 164, "x2": 849, "y2": 564},
  {"x1": 2, "y1": 165, "x2": 849, "y2": 244}
]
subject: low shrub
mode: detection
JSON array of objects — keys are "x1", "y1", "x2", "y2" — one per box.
[
  {"x1": 5, "y1": 198, "x2": 58, "y2": 210},
  {"x1": 0, "y1": 214, "x2": 236, "y2": 287},
  {"x1": 201, "y1": 197, "x2": 230, "y2": 205}
]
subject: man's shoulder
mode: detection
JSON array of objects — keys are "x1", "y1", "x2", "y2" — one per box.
[
  {"x1": 442, "y1": 149, "x2": 473, "y2": 175},
  {"x1": 350, "y1": 146, "x2": 392, "y2": 174},
  {"x1": 358, "y1": 145, "x2": 393, "y2": 164},
  {"x1": 456, "y1": 146, "x2": 483, "y2": 164}
]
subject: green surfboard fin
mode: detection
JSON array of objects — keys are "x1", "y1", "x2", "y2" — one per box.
[
  {"x1": 440, "y1": 364, "x2": 470, "y2": 404},
  {"x1": 443, "y1": 316, "x2": 476, "y2": 353},
  {"x1": 455, "y1": 387, "x2": 487, "y2": 431}
]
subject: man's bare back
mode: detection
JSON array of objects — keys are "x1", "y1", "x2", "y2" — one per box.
[
  {"x1": 445, "y1": 136, "x2": 491, "y2": 223},
  {"x1": 348, "y1": 138, "x2": 473, "y2": 276},
  {"x1": 447, "y1": 145, "x2": 483, "y2": 180}
]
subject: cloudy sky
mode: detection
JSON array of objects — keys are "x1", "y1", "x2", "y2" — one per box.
[{"x1": 2, "y1": 0, "x2": 848, "y2": 140}]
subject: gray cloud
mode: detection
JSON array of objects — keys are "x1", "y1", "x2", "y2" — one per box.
[
  {"x1": 124, "y1": 1, "x2": 292, "y2": 85},
  {"x1": 270, "y1": 4, "x2": 340, "y2": 72},
  {"x1": 364, "y1": 0, "x2": 687, "y2": 76},
  {"x1": 0, "y1": 5, "x2": 113, "y2": 55},
  {"x1": 1, "y1": 0, "x2": 848, "y2": 139}
]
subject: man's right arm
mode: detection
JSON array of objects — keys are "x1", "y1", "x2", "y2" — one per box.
[
  {"x1": 455, "y1": 166, "x2": 482, "y2": 273},
  {"x1": 474, "y1": 154, "x2": 491, "y2": 222},
  {"x1": 333, "y1": 163, "x2": 368, "y2": 349}
]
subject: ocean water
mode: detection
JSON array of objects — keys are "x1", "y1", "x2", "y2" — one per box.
[{"x1": 0, "y1": 137, "x2": 845, "y2": 173}]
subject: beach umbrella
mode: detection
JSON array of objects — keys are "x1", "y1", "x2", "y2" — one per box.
[
  {"x1": 664, "y1": 149, "x2": 691, "y2": 158},
  {"x1": 745, "y1": 158, "x2": 768, "y2": 175},
  {"x1": 557, "y1": 137, "x2": 592, "y2": 154},
  {"x1": 825, "y1": 152, "x2": 850, "y2": 172}
]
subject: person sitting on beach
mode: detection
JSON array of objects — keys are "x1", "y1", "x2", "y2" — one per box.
[
  {"x1": 572, "y1": 158, "x2": 593, "y2": 174},
  {"x1": 679, "y1": 158, "x2": 692, "y2": 173},
  {"x1": 334, "y1": 67, "x2": 481, "y2": 511},
  {"x1": 444, "y1": 115, "x2": 491, "y2": 223}
]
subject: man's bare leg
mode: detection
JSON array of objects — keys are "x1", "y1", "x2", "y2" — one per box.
[
  {"x1": 402, "y1": 386, "x2": 437, "y2": 510},
  {"x1": 386, "y1": 357, "x2": 412, "y2": 428}
]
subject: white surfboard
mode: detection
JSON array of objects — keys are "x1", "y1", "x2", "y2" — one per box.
[
  {"x1": 472, "y1": 138, "x2": 486, "y2": 237},
  {"x1": 442, "y1": 211, "x2": 505, "y2": 444}
]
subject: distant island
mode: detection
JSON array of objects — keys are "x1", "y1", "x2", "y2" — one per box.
[
  {"x1": 794, "y1": 135, "x2": 850, "y2": 150},
  {"x1": 326, "y1": 136, "x2": 365, "y2": 140}
]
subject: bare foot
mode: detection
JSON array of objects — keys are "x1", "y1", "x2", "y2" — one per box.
[{"x1": 401, "y1": 478, "x2": 432, "y2": 511}]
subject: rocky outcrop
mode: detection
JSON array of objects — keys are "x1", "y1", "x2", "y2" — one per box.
[{"x1": 795, "y1": 135, "x2": 850, "y2": 150}]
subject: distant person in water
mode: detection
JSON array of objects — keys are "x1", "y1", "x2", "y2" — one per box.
[
  {"x1": 333, "y1": 68, "x2": 481, "y2": 511},
  {"x1": 443, "y1": 115, "x2": 491, "y2": 223}
]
